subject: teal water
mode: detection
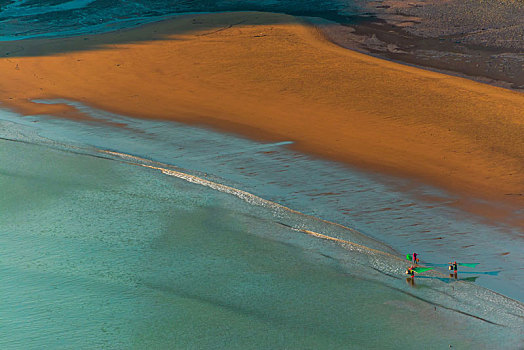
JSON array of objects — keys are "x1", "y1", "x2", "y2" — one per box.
[
  {"x1": 3, "y1": 100, "x2": 522, "y2": 301},
  {"x1": 0, "y1": 115, "x2": 523, "y2": 348}
]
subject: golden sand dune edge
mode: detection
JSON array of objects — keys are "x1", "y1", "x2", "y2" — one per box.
[{"x1": 1, "y1": 12, "x2": 522, "y2": 222}]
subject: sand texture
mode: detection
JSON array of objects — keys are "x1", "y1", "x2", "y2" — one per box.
[
  {"x1": 350, "y1": 0, "x2": 524, "y2": 90},
  {"x1": 0, "y1": 12, "x2": 523, "y2": 219},
  {"x1": 370, "y1": 0, "x2": 524, "y2": 50}
]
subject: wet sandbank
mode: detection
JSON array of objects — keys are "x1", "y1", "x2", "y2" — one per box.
[{"x1": 0, "y1": 11, "x2": 523, "y2": 227}]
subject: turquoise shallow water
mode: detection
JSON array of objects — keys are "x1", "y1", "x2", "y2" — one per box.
[
  {"x1": 0, "y1": 109, "x2": 523, "y2": 348},
  {"x1": 3, "y1": 100, "x2": 522, "y2": 301}
]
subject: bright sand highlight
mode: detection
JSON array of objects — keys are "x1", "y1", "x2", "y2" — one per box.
[{"x1": 1, "y1": 12, "x2": 523, "y2": 221}]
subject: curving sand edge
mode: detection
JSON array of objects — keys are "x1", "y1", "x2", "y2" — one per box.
[{"x1": 0, "y1": 11, "x2": 523, "y2": 225}]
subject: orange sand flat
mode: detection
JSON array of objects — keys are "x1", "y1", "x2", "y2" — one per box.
[{"x1": 1, "y1": 12, "x2": 523, "y2": 221}]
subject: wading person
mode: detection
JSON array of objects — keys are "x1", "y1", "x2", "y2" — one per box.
[
  {"x1": 449, "y1": 261, "x2": 458, "y2": 279},
  {"x1": 406, "y1": 266, "x2": 415, "y2": 278}
]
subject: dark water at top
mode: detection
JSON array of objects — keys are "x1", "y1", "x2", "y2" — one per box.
[{"x1": 0, "y1": 0, "x2": 363, "y2": 41}]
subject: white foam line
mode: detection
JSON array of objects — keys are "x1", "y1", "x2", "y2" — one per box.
[
  {"x1": 268, "y1": 141, "x2": 294, "y2": 147},
  {"x1": 102, "y1": 150, "x2": 283, "y2": 208},
  {"x1": 101, "y1": 149, "x2": 400, "y2": 260},
  {"x1": 151, "y1": 162, "x2": 402, "y2": 261}
]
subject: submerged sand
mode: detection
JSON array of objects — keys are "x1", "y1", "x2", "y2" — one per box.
[{"x1": 0, "y1": 11, "x2": 523, "y2": 223}]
